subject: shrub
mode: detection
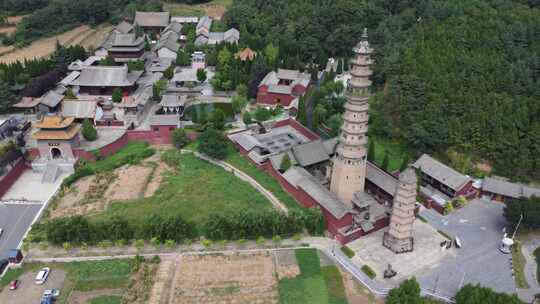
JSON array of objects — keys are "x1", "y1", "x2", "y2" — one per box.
[
  {"x1": 219, "y1": 240, "x2": 227, "y2": 248},
  {"x1": 444, "y1": 201, "x2": 454, "y2": 214},
  {"x1": 236, "y1": 239, "x2": 246, "y2": 247},
  {"x1": 81, "y1": 119, "x2": 97, "y2": 141},
  {"x1": 454, "y1": 196, "x2": 467, "y2": 208},
  {"x1": 151, "y1": 237, "x2": 161, "y2": 248},
  {"x1": 256, "y1": 236, "x2": 265, "y2": 246},
  {"x1": 242, "y1": 111, "x2": 252, "y2": 125},
  {"x1": 112, "y1": 88, "x2": 123, "y2": 103},
  {"x1": 165, "y1": 239, "x2": 176, "y2": 248},
  {"x1": 361, "y1": 265, "x2": 376, "y2": 279},
  {"x1": 202, "y1": 239, "x2": 213, "y2": 249},
  {"x1": 253, "y1": 107, "x2": 271, "y2": 121},
  {"x1": 292, "y1": 234, "x2": 302, "y2": 241},
  {"x1": 171, "y1": 128, "x2": 189, "y2": 149},
  {"x1": 272, "y1": 235, "x2": 282, "y2": 244},
  {"x1": 341, "y1": 246, "x2": 355, "y2": 258},
  {"x1": 196, "y1": 68, "x2": 207, "y2": 82},
  {"x1": 62, "y1": 242, "x2": 71, "y2": 251}
]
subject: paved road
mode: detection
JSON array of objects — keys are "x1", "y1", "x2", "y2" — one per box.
[
  {"x1": 417, "y1": 199, "x2": 516, "y2": 298},
  {"x1": 0, "y1": 203, "x2": 42, "y2": 260}
]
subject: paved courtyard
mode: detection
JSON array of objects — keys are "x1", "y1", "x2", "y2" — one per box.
[
  {"x1": 1, "y1": 170, "x2": 66, "y2": 202},
  {"x1": 348, "y1": 220, "x2": 450, "y2": 284},
  {"x1": 417, "y1": 199, "x2": 515, "y2": 298}
]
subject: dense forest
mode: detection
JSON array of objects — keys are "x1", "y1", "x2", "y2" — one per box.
[{"x1": 226, "y1": 0, "x2": 540, "y2": 182}]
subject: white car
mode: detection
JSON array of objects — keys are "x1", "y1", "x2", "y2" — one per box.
[
  {"x1": 0, "y1": 228, "x2": 3, "y2": 238},
  {"x1": 35, "y1": 267, "x2": 50, "y2": 285},
  {"x1": 43, "y1": 288, "x2": 60, "y2": 298}
]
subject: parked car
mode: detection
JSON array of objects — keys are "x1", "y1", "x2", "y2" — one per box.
[
  {"x1": 0, "y1": 228, "x2": 3, "y2": 238},
  {"x1": 9, "y1": 280, "x2": 19, "y2": 290},
  {"x1": 0, "y1": 259, "x2": 8, "y2": 274},
  {"x1": 43, "y1": 288, "x2": 60, "y2": 298},
  {"x1": 35, "y1": 267, "x2": 50, "y2": 285},
  {"x1": 40, "y1": 296, "x2": 54, "y2": 304}
]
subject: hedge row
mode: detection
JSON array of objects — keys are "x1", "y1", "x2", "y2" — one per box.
[{"x1": 36, "y1": 208, "x2": 325, "y2": 245}]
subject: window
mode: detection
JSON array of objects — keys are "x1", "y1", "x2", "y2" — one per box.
[{"x1": 153, "y1": 128, "x2": 159, "y2": 132}]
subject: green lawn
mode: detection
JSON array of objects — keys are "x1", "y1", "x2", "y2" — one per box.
[
  {"x1": 94, "y1": 152, "x2": 271, "y2": 226},
  {"x1": 279, "y1": 248, "x2": 348, "y2": 304},
  {"x1": 370, "y1": 136, "x2": 412, "y2": 172},
  {"x1": 512, "y1": 241, "x2": 529, "y2": 288},
  {"x1": 89, "y1": 295, "x2": 122, "y2": 304}
]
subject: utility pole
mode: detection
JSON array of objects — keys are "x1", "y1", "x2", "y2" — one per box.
[{"x1": 511, "y1": 213, "x2": 523, "y2": 240}]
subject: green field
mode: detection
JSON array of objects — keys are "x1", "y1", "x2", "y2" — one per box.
[
  {"x1": 279, "y1": 249, "x2": 348, "y2": 304},
  {"x1": 94, "y1": 152, "x2": 271, "y2": 224},
  {"x1": 224, "y1": 146, "x2": 302, "y2": 211}
]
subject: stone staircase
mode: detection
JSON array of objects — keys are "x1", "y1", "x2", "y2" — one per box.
[{"x1": 41, "y1": 163, "x2": 59, "y2": 184}]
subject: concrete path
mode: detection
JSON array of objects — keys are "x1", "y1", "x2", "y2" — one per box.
[{"x1": 182, "y1": 150, "x2": 289, "y2": 213}]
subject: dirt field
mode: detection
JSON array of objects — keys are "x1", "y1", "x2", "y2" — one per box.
[
  {"x1": 0, "y1": 268, "x2": 66, "y2": 304},
  {"x1": 172, "y1": 252, "x2": 279, "y2": 304},
  {"x1": 50, "y1": 160, "x2": 167, "y2": 219},
  {"x1": 69, "y1": 288, "x2": 123, "y2": 304},
  {"x1": 165, "y1": 0, "x2": 230, "y2": 19},
  {"x1": 0, "y1": 23, "x2": 112, "y2": 63}
]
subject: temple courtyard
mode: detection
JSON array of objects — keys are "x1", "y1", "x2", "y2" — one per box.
[{"x1": 348, "y1": 220, "x2": 450, "y2": 284}]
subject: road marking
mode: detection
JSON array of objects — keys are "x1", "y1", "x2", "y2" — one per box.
[{"x1": 0, "y1": 205, "x2": 32, "y2": 254}]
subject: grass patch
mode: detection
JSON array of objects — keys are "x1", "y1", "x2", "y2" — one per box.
[
  {"x1": 94, "y1": 152, "x2": 271, "y2": 228},
  {"x1": 322, "y1": 266, "x2": 348, "y2": 304},
  {"x1": 278, "y1": 248, "x2": 347, "y2": 304},
  {"x1": 512, "y1": 241, "x2": 529, "y2": 288},
  {"x1": 341, "y1": 246, "x2": 355, "y2": 258},
  {"x1": 225, "y1": 146, "x2": 302, "y2": 210},
  {"x1": 89, "y1": 295, "x2": 122, "y2": 304},
  {"x1": 370, "y1": 136, "x2": 411, "y2": 172},
  {"x1": 361, "y1": 265, "x2": 376, "y2": 279},
  {"x1": 65, "y1": 259, "x2": 133, "y2": 291},
  {"x1": 534, "y1": 246, "x2": 540, "y2": 286}
]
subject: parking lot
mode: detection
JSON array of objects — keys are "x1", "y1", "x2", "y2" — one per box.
[
  {"x1": 0, "y1": 203, "x2": 42, "y2": 260},
  {"x1": 0, "y1": 267, "x2": 65, "y2": 303},
  {"x1": 417, "y1": 199, "x2": 516, "y2": 298}
]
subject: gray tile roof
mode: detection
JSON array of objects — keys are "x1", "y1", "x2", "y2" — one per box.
[
  {"x1": 171, "y1": 16, "x2": 198, "y2": 24},
  {"x1": 224, "y1": 28, "x2": 240, "y2": 43},
  {"x1": 259, "y1": 69, "x2": 310, "y2": 92},
  {"x1": 72, "y1": 66, "x2": 142, "y2": 87},
  {"x1": 163, "y1": 21, "x2": 183, "y2": 35},
  {"x1": 62, "y1": 100, "x2": 96, "y2": 119},
  {"x1": 291, "y1": 140, "x2": 330, "y2": 167},
  {"x1": 399, "y1": 167, "x2": 417, "y2": 184},
  {"x1": 155, "y1": 36, "x2": 180, "y2": 53},
  {"x1": 112, "y1": 34, "x2": 144, "y2": 47},
  {"x1": 134, "y1": 11, "x2": 170, "y2": 28},
  {"x1": 116, "y1": 21, "x2": 134, "y2": 34},
  {"x1": 268, "y1": 85, "x2": 292, "y2": 95},
  {"x1": 196, "y1": 16, "x2": 212, "y2": 33},
  {"x1": 412, "y1": 154, "x2": 471, "y2": 191},
  {"x1": 322, "y1": 138, "x2": 338, "y2": 155},
  {"x1": 366, "y1": 161, "x2": 398, "y2": 196},
  {"x1": 282, "y1": 166, "x2": 350, "y2": 219},
  {"x1": 228, "y1": 132, "x2": 264, "y2": 151},
  {"x1": 482, "y1": 176, "x2": 540, "y2": 199},
  {"x1": 60, "y1": 71, "x2": 80, "y2": 86},
  {"x1": 39, "y1": 90, "x2": 64, "y2": 108},
  {"x1": 172, "y1": 69, "x2": 198, "y2": 83}
]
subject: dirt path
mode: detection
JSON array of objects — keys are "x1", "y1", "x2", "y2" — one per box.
[{"x1": 68, "y1": 288, "x2": 123, "y2": 304}]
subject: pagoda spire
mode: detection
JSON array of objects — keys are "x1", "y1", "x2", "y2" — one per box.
[{"x1": 330, "y1": 30, "x2": 373, "y2": 206}]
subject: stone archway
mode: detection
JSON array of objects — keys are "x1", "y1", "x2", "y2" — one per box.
[{"x1": 51, "y1": 147, "x2": 62, "y2": 159}]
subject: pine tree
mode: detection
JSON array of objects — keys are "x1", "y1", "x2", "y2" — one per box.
[
  {"x1": 112, "y1": 88, "x2": 122, "y2": 103},
  {"x1": 81, "y1": 119, "x2": 97, "y2": 141},
  {"x1": 367, "y1": 140, "x2": 375, "y2": 162},
  {"x1": 381, "y1": 151, "x2": 390, "y2": 172}
]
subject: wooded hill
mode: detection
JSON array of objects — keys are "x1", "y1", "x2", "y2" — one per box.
[{"x1": 226, "y1": 0, "x2": 540, "y2": 182}]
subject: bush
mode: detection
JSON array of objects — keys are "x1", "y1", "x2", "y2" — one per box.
[
  {"x1": 81, "y1": 119, "x2": 97, "y2": 141},
  {"x1": 165, "y1": 239, "x2": 176, "y2": 248},
  {"x1": 361, "y1": 265, "x2": 376, "y2": 279},
  {"x1": 444, "y1": 201, "x2": 454, "y2": 214},
  {"x1": 134, "y1": 239, "x2": 145, "y2": 251},
  {"x1": 171, "y1": 128, "x2": 189, "y2": 149},
  {"x1": 112, "y1": 88, "x2": 122, "y2": 103},
  {"x1": 253, "y1": 107, "x2": 271, "y2": 121},
  {"x1": 196, "y1": 68, "x2": 207, "y2": 82},
  {"x1": 341, "y1": 246, "x2": 355, "y2": 258},
  {"x1": 242, "y1": 111, "x2": 253, "y2": 125}
]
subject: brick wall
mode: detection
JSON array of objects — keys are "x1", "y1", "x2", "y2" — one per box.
[{"x1": 0, "y1": 158, "x2": 28, "y2": 198}]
